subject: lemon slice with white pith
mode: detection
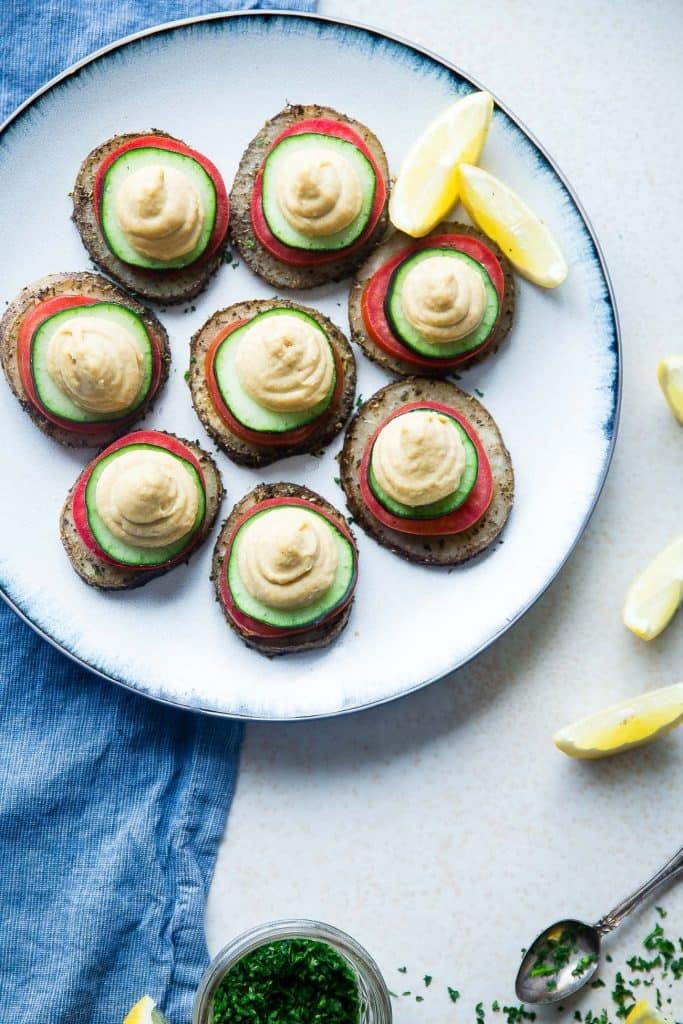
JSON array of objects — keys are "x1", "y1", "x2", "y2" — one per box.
[
  {"x1": 657, "y1": 355, "x2": 683, "y2": 423},
  {"x1": 553, "y1": 683, "x2": 683, "y2": 759},
  {"x1": 623, "y1": 537, "x2": 683, "y2": 641},
  {"x1": 457, "y1": 162, "x2": 568, "y2": 287},
  {"x1": 123, "y1": 996, "x2": 170, "y2": 1024},
  {"x1": 626, "y1": 999, "x2": 669, "y2": 1024},
  {"x1": 389, "y1": 91, "x2": 493, "y2": 237}
]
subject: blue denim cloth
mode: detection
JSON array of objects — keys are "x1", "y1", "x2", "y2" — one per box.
[{"x1": 0, "y1": 1, "x2": 310, "y2": 1020}]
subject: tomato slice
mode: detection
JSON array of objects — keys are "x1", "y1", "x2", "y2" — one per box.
[
  {"x1": 361, "y1": 233, "x2": 506, "y2": 371},
  {"x1": 72, "y1": 430, "x2": 206, "y2": 569},
  {"x1": 218, "y1": 496, "x2": 358, "y2": 639},
  {"x1": 358, "y1": 401, "x2": 494, "y2": 536},
  {"x1": 93, "y1": 135, "x2": 230, "y2": 267},
  {"x1": 17, "y1": 295, "x2": 164, "y2": 434},
  {"x1": 250, "y1": 118, "x2": 387, "y2": 267},
  {"x1": 205, "y1": 318, "x2": 345, "y2": 448}
]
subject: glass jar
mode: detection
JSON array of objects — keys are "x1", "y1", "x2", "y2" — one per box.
[{"x1": 193, "y1": 918, "x2": 393, "y2": 1024}]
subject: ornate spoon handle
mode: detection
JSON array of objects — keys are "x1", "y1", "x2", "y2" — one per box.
[{"x1": 595, "y1": 845, "x2": 683, "y2": 936}]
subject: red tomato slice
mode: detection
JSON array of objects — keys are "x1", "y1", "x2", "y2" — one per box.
[
  {"x1": 205, "y1": 318, "x2": 345, "y2": 448},
  {"x1": 218, "y1": 496, "x2": 358, "y2": 639},
  {"x1": 17, "y1": 295, "x2": 164, "y2": 434},
  {"x1": 93, "y1": 135, "x2": 230, "y2": 267},
  {"x1": 72, "y1": 430, "x2": 206, "y2": 568},
  {"x1": 361, "y1": 233, "x2": 506, "y2": 371},
  {"x1": 250, "y1": 118, "x2": 387, "y2": 266},
  {"x1": 358, "y1": 401, "x2": 494, "y2": 536}
]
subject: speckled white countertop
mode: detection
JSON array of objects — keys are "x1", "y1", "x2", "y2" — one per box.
[{"x1": 206, "y1": 1, "x2": 683, "y2": 1018}]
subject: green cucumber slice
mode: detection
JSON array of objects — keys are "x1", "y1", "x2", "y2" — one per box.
[
  {"x1": 385, "y1": 248, "x2": 499, "y2": 358},
  {"x1": 85, "y1": 443, "x2": 205, "y2": 565},
  {"x1": 369, "y1": 413, "x2": 478, "y2": 518},
  {"x1": 228, "y1": 506, "x2": 355, "y2": 628},
  {"x1": 100, "y1": 147, "x2": 217, "y2": 269},
  {"x1": 31, "y1": 303, "x2": 153, "y2": 423},
  {"x1": 214, "y1": 308, "x2": 336, "y2": 433},
  {"x1": 261, "y1": 133, "x2": 376, "y2": 251}
]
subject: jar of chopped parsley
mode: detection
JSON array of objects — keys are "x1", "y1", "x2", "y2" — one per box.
[{"x1": 193, "y1": 919, "x2": 392, "y2": 1024}]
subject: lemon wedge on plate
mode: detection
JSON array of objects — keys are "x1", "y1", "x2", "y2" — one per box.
[
  {"x1": 389, "y1": 90, "x2": 493, "y2": 237},
  {"x1": 457, "y1": 163, "x2": 568, "y2": 287},
  {"x1": 626, "y1": 999, "x2": 668, "y2": 1024},
  {"x1": 623, "y1": 537, "x2": 683, "y2": 641},
  {"x1": 553, "y1": 683, "x2": 683, "y2": 759},
  {"x1": 123, "y1": 995, "x2": 170, "y2": 1024},
  {"x1": 657, "y1": 355, "x2": 683, "y2": 423}
]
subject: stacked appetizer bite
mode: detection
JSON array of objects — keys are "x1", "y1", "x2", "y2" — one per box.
[
  {"x1": 72, "y1": 131, "x2": 230, "y2": 303},
  {"x1": 230, "y1": 104, "x2": 389, "y2": 288},
  {"x1": 189, "y1": 299, "x2": 356, "y2": 466},
  {"x1": 61, "y1": 430, "x2": 223, "y2": 589},
  {"x1": 349, "y1": 222, "x2": 515, "y2": 376},
  {"x1": 213, "y1": 484, "x2": 358, "y2": 655},
  {"x1": 0, "y1": 272, "x2": 169, "y2": 446},
  {"x1": 341, "y1": 380, "x2": 513, "y2": 565}
]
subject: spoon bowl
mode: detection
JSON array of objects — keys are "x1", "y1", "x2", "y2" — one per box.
[{"x1": 515, "y1": 918, "x2": 600, "y2": 1004}]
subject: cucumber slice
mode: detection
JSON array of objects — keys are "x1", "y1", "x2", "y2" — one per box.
[
  {"x1": 85, "y1": 443, "x2": 205, "y2": 565},
  {"x1": 100, "y1": 147, "x2": 217, "y2": 269},
  {"x1": 385, "y1": 248, "x2": 499, "y2": 358},
  {"x1": 228, "y1": 506, "x2": 355, "y2": 628},
  {"x1": 31, "y1": 303, "x2": 153, "y2": 423},
  {"x1": 214, "y1": 308, "x2": 336, "y2": 433},
  {"x1": 261, "y1": 133, "x2": 376, "y2": 251},
  {"x1": 369, "y1": 413, "x2": 478, "y2": 518}
]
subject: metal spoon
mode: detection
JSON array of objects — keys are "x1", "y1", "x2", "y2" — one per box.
[{"x1": 516, "y1": 844, "x2": 683, "y2": 1004}]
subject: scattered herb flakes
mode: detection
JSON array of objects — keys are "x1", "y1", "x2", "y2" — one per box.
[
  {"x1": 388, "y1": 990, "x2": 398, "y2": 999},
  {"x1": 423, "y1": 975, "x2": 432, "y2": 988},
  {"x1": 183, "y1": 369, "x2": 190, "y2": 382},
  {"x1": 401, "y1": 990, "x2": 411, "y2": 996},
  {"x1": 415, "y1": 995, "x2": 424, "y2": 1002},
  {"x1": 210, "y1": 938, "x2": 360, "y2": 1024},
  {"x1": 656, "y1": 907, "x2": 668, "y2": 919},
  {"x1": 476, "y1": 1001, "x2": 486, "y2": 1020},
  {"x1": 572, "y1": 953, "x2": 598, "y2": 978},
  {"x1": 245, "y1": 238, "x2": 256, "y2": 249},
  {"x1": 223, "y1": 249, "x2": 234, "y2": 263},
  {"x1": 333, "y1": 476, "x2": 341, "y2": 487},
  {"x1": 447, "y1": 987, "x2": 460, "y2": 1003},
  {"x1": 397, "y1": 966, "x2": 407, "y2": 974},
  {"x1": 355, "y1": 394, "x2": 364, "y2": 411},
  {"x1": 474, "y1": 387, "x2": 484, "y2": 398}
]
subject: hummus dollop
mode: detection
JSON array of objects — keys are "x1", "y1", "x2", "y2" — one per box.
[
  {"x1": 372, "y1": 409, "x2": 466, "y2": 507},
  {"x1": 238, "y1": 507, "x2": 338, "y2": 610},
  {"x1": 95, "y1": 448, "x2": 199, "y2": 548},
  {"x1": 116, "y1": 164, "x2": 204, "y2": 261},
  {"x1": 46, "y1": 315, "x2": 143, "y2": 414},
  {"x1": 401, "y1": 256, "x2": 487, "y2": 343},
  {"x1": 276, "y1": 146, "x2": 362, "y2": 237},
  {"x1": 235, "y1": 313, "x2": 334, "y2": 412}
]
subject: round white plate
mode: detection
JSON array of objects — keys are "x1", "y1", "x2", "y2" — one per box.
[{"x1": 0, "y1": 12, "x2": 620, "y2": 720}]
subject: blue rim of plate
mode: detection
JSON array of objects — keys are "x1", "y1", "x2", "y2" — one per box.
[{"x1": 0, "y1": 10, "x2": 621, "y2": 720}]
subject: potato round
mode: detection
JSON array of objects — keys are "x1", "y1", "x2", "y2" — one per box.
[
  {"x1": 340, "y1": 379, "x2": 514, "y2": 565},
  {"x1": 229, "y1": 104, "x2": 390, "y2": 289}
]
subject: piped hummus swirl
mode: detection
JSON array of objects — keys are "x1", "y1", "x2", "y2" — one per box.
[
  {"x1": 238, "y1": 507, "x2": 338, "y2": 610},
  {"x1": 276, "y1": 146, "x2": 362, "y2": 237},
  {"x1": 116, "y1": 164, "x2": 204, "y2": 261},
  {"x1": 46, "y1": 315, "x2": 143, "y2": 414},
  {"x1": 372, "y1": 409, "x2": 466, "y2": 506},
  {"x1": 95, "y1": 448, "x2": 199, "y2": 548},
  {"x1": 235, "y1": 313, "x2": 334, "y2": 412},
  {"x1": 401, "y1": 255, "x2": 486, "y2": 343}
]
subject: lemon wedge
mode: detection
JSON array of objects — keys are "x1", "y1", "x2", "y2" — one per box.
[
  {"x1": 123, "y1": 995, "x2": 170, "y2": 1024},
  {"x1": 657, "y1": 355, "x2": 683, "y2": 424},
  {"x1": 389, "y1": 91, "x2": 493, "y2": 237},
  {"x1": 457, "y1": 163, "x2": 568, "y2": 287},
  {"x1": 553, "y1": 683, "x2": 683, "y2": 759},
  {"x1": 623, "y1": 537, "x2": 683, "y2": 641},
  {"x1": 626, "y1": 999, "x2": 668, "y2": 1024}
]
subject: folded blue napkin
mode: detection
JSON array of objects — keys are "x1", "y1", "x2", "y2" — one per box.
[{"x1": 0, "y1": 1, "x2": 312, "y2": 1021}]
